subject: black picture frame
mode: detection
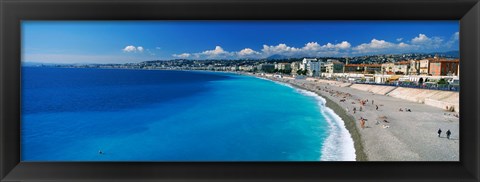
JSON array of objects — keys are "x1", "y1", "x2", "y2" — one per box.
[{"x1": 1, "y1": 0, "x2": 479, "y2": 181}]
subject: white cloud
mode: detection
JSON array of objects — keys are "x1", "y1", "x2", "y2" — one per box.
[
  {"x1": 352, "y1": 39, "x2": 414, "y2": 54},
  {"x1": 446, "y1": 32, "x2": 460, "y2": 49},
  {"x1": 170, "y1": 41, "x2": 352, "y2": 59},
  {"x1": 260, "y1": 41, "x2": 351, "y2": 57},
  {"x1": 303, "y1": 42, "x2": 321, "y2": 50},
  {"x1": 453, "y1": 32, "x2": 459, "y2": 40},
  {"x1": 123, "y1": 45, "x2": 137, "y2": 52},
  {"x1": 353, "y1": 39, "x2": 395, "y2": 53},
  {"x1": 170, "y1": 33, "x2": 457, "y2": 59},
  {"x1": 155, "y1": 47, "x2": 161, "y2": 50},
  {"x1": 238, "y1": 48, "x2": 260, "y2": 56},
  {"x1": 335, "y1": 41, "x2": 351, "y2": 49},
  {"x1": 262, "y1": 43, "x2": 300, "y2": 55},
  {"x1": 398, "y1": 42, "x2": 410, "y2": 48},
  {"x1": 123, "y1": 45, "x2": 145, "y2": 53},
  {"x1": 173, "y1": 53, "x2": 191, "y2": 58},
  {"x1": 191, "y1": 46, "x2": 234, "y2": 59},
  {"x1": 410, "y1": 34, "x2": 444, "y2": 49},
  {"x1": 202, "y1": 46, "x2": 227, "y2": 55},
  {"x1": 303, "y1": 41, "x2": 351, "y2": 51},
  {"x1": 411, "y1": 34, "x2": 430, "y2": 44}
]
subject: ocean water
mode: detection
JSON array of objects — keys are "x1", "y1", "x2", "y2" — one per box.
[{"x1": 21, "y1": 67, "x2": 355, "y2": 161}]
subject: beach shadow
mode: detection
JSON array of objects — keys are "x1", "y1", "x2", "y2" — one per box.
[
  {"x1": 447, "y1": 138, "x2": 459, "y2": 141},
  {"x1": 439, "y1": 136, "x2": 458, "y2": 140}
]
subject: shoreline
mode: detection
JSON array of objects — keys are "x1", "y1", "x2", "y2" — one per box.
[
  {"x1": 251, "y1": 73, "x2": 459, "y2": 161},
  {"x1": 293, "y1": 83, "x2": 368, "y2": 161},
  {"x1": 250, "y1": 74, "x2": 367, "y2": 161}
]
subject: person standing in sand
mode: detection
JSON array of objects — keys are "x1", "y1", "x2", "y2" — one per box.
[
  {"x1": 376, "y1": 105, "x2": 379, "y2": 111},
  {"x1": 360, "y1": 119, "x2": 366, "y2": 129},
  {"x1": 446, "y1": 130, "x2": 451, "y2": 139},
  {"x1": 437, "y1": 128, "x2": 442, "y2": 137}
]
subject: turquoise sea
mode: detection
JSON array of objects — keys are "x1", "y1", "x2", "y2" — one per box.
[{"x1": 21, "y1": 67, "x2": 355, "y2": 161}]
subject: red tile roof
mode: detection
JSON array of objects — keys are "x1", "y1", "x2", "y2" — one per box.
[{"x1": 426, "y1": 58, "x2": 459, "y2": 63}]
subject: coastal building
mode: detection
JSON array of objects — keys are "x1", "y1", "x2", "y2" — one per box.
[
  {"x1": 239, "y1": 65, "x2": 254, "y2": 72},
  {"x1": 419, "y1": 59, "x2": 431, "y2": 75},
  {"x1": 381, "y1": 61, "x2": 410, "y2": 75},
  {"x1": 363, "y1": 64, "x2": 382, "y2": 74},
  {"x1": 408, "y1": 59, "x2": 421, "y2": 75},
  {"x1": 393, "y1": 61, "x2": 410, "y2": 75},
  {"x1": 301, "y1": 58, "x2": 316, "y2": 71},
  {"x1": 290, "y1": 62, "x2": 301, "y2": 75},
  {"x1": 381, "y1": 62, "x2": 395, "y2": 74},
  {"x1": 323, "y1": 60, "x2": 345, "y2": 77},
  {"x1": 275, "y1": 62, "x2": 291, "y2": 71},
  {"x1": 230, "y1": 66, "x2": 239, "y2": 71},
  {"x1": 300, "y1": 58, "x2": 323, "y2": 77},
  {"x1": 307, "y1": 60, "x2": 322, "y2": 77},
  {"x1": 418, "y1": 58, "x2": 459, "y2": 76},
  {"x1": 344, "y1": 64, "x2": 382, "y2": 74},
  {"x1": 428, "y1": 58, "x2": 459, "y2": 76},
  {"x1": 207, "y1": 65, "x2": 214, "y2": 70},
  {"x1": 344, "y1": 64, "x2": 362, "y2": 73},
  {"x1": 257, "y1": 64, "x2": 275, "y2": 73}
]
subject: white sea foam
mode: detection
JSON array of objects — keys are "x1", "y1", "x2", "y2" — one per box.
[
  {"x1": 295, "y1": 88, "x2": 356, "y2": 161},
  {"x1": 260, "y1": 77, "x2": 356, "y2": 161}
]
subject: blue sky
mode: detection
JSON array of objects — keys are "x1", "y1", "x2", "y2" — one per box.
[{"x1": 22, "y1": 21, "x2": 459, "y2": 64}]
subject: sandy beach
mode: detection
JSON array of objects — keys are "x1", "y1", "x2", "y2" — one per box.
[{"x1": 254, "y1": 74, "x2": 459, "y2": 161}]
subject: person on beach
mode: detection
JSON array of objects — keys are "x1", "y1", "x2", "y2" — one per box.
[
  {"x1": 360, "y1": 119, "x2": 365, "y2": 129},
  {"x1": 437, "y1": 128, "x2": 442, "y2": 137},
  {"x1": 446, "y1": 130, "x2": 451, "y2": 139},
  {"x1": 359, "y1": 106, "x2": 363, "y2": 111},
  {"x1": 376, "y1": 105, "x2": 379, "y2": 111},
  {"x1": 353, "y1": 107, "x2": 356, "y2": 114}
]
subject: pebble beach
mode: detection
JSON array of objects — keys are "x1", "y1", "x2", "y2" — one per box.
[{"x1": 257, "y1": 74, "x2": 460, "y2": 161}]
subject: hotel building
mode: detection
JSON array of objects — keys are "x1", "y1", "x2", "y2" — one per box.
[
  {"x1": 344, "y1": 64, "x2": 382, "y2": 74},
  {"x1": 428, "y1": 58, "x2": 460, "y2": 76}
]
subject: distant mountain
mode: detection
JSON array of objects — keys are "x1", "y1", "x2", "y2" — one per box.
[{"x1": 266, "y1": 54, "x2": 292, "y2": 60}]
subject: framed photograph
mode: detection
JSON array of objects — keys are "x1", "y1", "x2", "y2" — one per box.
[{"x1": 1, "y1": 0, "x2": 479, "y2": 181}]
